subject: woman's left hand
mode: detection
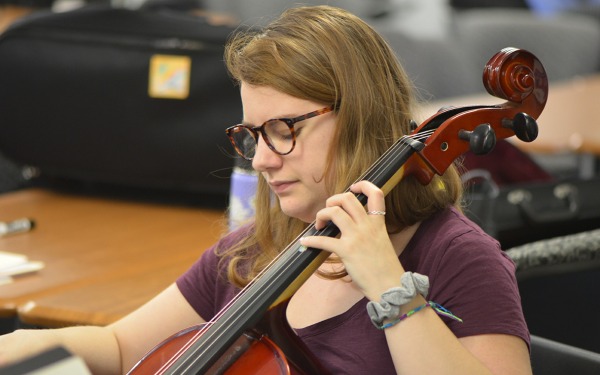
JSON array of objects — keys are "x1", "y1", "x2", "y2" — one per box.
[{"x1": 300, "y1": 180, "x2": 405, "y2": 301}]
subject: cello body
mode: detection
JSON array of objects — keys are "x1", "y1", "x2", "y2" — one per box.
[{"x1": 129, "y1": 324, "x2": 293, "y2": 374}]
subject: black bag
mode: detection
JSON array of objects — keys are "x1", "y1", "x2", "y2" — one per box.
[
  {"x1": 464, "y1": 170, "x2": 600, "y2": 249},
  {"x1": 0, "y1": 5, "x2": 242, "y2": 205}
]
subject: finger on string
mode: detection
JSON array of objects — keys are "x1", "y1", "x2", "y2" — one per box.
[
  {"x1": 324, "y1": 191, "x2": 369, "y2": 222},
  {"x1": 314, "y1": 205, "x2": 354, "y2": 231},
  {"x1": 299, "y1": 234, "x2": 338, "y2": 254}
]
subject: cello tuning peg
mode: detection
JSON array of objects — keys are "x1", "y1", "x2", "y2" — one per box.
[
  {"x1": 503, "y1": 112, "x2": 538, "y2": 142},
  {"x1": 458, "y1": 123, "x2": 497, "y2": 155}
]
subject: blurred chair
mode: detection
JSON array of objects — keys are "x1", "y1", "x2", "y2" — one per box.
[
  {"x1": 202, "y1": 0, "x2": 392, "y2": 27},
  {"x1": 506, "y1": 228, "x2": 600, "y2": 353},
  {"x1": 530, "y1": 335, "x2": 600, "y2": 375},
  {"x1": 449, "y1": 0, "x2": 529, "y2": 9},
  {"x1": 451, "y1": 9, "x2": 600, "y2": 83},
  {"x1": 379, "y1": 29, "x2": 483, "y2": 100}
]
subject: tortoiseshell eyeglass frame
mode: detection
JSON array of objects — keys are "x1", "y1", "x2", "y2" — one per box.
[{"x1": 225, "y1": 105, "x2": 335, "y2": 161}]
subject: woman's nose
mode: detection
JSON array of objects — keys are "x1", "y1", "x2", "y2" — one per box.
[{"x1": 252, "y1": 136, "x2": 282, "y2": 171}]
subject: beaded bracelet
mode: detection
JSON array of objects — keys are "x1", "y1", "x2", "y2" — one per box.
[{"x1": 376, "y1": 301, "x2": 463, "y2": 330}]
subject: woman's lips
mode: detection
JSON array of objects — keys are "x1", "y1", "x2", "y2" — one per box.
[{"x1": 269, "y1": 180, "x2": 296, "y2": 195}]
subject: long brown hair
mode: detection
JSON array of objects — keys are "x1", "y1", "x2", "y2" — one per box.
[{"x1": 220, "y1": 5, "x2": 463, "y2": 287}]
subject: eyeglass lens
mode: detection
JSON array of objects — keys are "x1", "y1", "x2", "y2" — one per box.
[{"x1": 231, "y1": 120, "x2": 294, "y2": 159}]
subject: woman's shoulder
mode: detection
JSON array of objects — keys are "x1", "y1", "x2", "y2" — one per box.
[
  {"x1": 417, "y1": 206, "x2": 499, "y2": 249},
  {"x1": 415, "y1": 208, "x2": 526, "y2": 343},
  {"x1": 193, "y1": 223, "x2": 257, "y2": 272},
  {"x1": 218, "y1": 223, "x2": 256, "y2": 250},
  {"x1": 402, "y1": 206, "x2": 508, "y2": 274},
  {"x1": 176, "y1": 224, "x2": 256, "y2": 319}
]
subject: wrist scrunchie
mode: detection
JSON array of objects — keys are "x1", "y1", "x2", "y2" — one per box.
[{"x1": 366, "y1": 272, "x2": 430, "y2": 327}]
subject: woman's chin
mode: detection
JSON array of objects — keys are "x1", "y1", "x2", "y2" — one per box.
[{"x1": 279, "y1": 202, "x2": 316, "y2": 223}]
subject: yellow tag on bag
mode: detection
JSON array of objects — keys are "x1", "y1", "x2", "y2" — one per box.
[{"x1": 148, "y1": 54, "x2": 191, "y2": 99}]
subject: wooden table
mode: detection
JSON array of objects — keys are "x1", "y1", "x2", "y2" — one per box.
[
  {"x1": 0, "y1": 188, "x2": 225, "y2": 327},
  {"x1": 17, "y1": 259, "x2": 194, "y2": 327},
  {"x1": 419, "y1": 74, "x2": 600, "y2": 154}
]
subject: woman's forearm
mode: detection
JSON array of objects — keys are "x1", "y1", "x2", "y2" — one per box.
[{"x1": 0, "y1": 326, "x2": 122, "y2": 375}]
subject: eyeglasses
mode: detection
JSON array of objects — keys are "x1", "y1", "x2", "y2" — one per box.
[{"x1": 225, "y1": 105, "x2": 334, "y2": 160}]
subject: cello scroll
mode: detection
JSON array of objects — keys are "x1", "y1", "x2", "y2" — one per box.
[{"x1": 405, "y1": 47, "x2": 549, "y2": 185}]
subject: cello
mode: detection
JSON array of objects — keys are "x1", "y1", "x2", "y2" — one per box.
[{"x1": 128, "y1": 47, "x2": 548, "y2": 374}]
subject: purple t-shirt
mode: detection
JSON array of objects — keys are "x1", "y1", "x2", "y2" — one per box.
[{"x1": 176, "y1": 207, "x2": 528, "y2": 374}]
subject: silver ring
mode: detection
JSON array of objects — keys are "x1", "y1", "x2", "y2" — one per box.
[{"x1": 367, "y1": 211, "x2": 386, "y2": 216}]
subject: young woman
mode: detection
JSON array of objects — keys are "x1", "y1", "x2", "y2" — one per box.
[{"x1": 0, "y1": 6, "x2": 532, "y2": 374}]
